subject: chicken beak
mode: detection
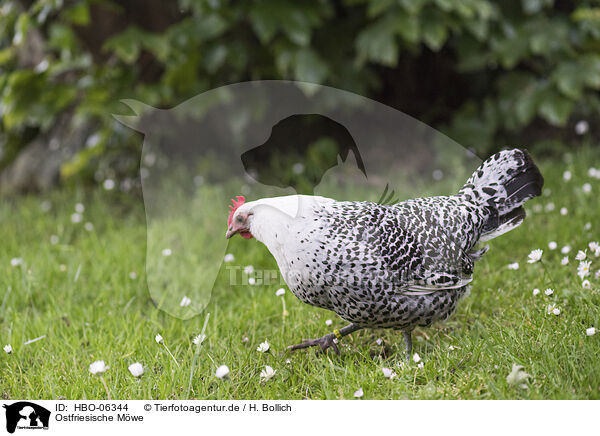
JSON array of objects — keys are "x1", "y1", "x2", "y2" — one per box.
[{"x1": 225, "y1": 226, "x2": 237, "y2": 239}]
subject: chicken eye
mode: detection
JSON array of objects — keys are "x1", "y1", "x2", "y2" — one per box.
[{"x1": 236, "y1": 215, "x2": 244, "y2": 223}]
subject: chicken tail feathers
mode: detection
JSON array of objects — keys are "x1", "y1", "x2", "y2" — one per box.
[{"x1": 460, "y1": 149, "x2": 543, "y2": 241}]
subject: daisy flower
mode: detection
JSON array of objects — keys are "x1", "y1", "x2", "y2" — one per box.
[
  {"x1": 179, "y1": 296, "x2": 191, "y2": 307},
  {"x1": 162, "y1": 248, "x2": 172, "y2": 257},
  {"x1": 545, "y1": 202, "x2": 555, "y2": 212},
  {"x1": 561, "y1": 246, "x2": 571, "y2": 255},
  {"x1": 275, "y1": 288, "x2": 285, "y2": 296},
  {"x1": 128, "y1": 363, "x2": 144, "y2": 377},
  {"x1": 561, "y1": 257, "x2": 569, "y2": 265},
  {"x1": 10, "y1": 258, "x2": 23, "y2": 267},
  {"x1": 563, "y1": 170, "x2": 572, "y2": 181},
  {"x1": 412, "y1": 353, "x2": 422, "y2": 363},
  {"x1": 243, "y1": 265, "x2": 254, "y2": 274},
  {"x1": 586, "y1": 327, "x2": 596, "y2": 336},
  {"x1": 3, "y1": 344, "x2": 12, "y2": 354},
  {"x1": 353, "y1": 388, "x2": 364, "y2": 398},
  {"x1": 532, "y1": 288, "x2": 540, "y2": 296},
  {"x1": 582, "y1": 280, "x2": 591, "y2": 289},
  {"x1": 325, "y1": 319, "x2": 333, "y2": 326},
  {"x1": 544, "y1": 288, "x2": 554, "y2": 296},
  {"x1": 507, "y1": 262, "x2": 519, "y2": 270},
  {"x1": 260, "y1": 365, "x2": 277, "y2": 381},
  {"x1": 381, "y1": 367, "x2": 396, "y2": 379},
  {"x1": 578, "y1": 261, "x2": 592, "y2": 280},
  {"x1": 548, "y1": 241, "x2": 557, "y2": 250},
  {"x1": 89, "y1": 360, "x2": 108, "y2": 375},
  {"x1": 223, "y1": 253, "x2": 235, "y2": 263},
  {"x1": 527, "y1": 249, "x2": 543, "y2": 263},
  {"x1": 216, "y1": 365, "x2": 230, "y2": 379},
  {"x1": 582, "y1": 183, "x2": 592, "y2": 194},
  {"x1": 256, "y1": 340, "x2": 270, "y2": 353},
  {"x1": 576, "y1": 250, "x2": 587, "y2": 261}
]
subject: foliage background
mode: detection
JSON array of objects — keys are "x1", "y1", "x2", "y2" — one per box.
[{"x1": 0, "y1": 0, "x2": 599, "y2": 191}]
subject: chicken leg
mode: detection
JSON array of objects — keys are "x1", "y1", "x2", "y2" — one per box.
[{"x1": 287, "y1": 323, "x2": 362, "y2": 355}]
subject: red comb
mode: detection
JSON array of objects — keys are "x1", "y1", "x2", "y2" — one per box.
[{"x1": 227, "y1": 195, "x2": 246, "y2": 226}]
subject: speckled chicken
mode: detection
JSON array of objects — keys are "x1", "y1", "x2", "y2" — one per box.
[{"x1": 226, "y1": 149, "x2": 543, "y2": 358}]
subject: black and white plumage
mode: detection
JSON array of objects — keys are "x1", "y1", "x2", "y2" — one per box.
[{"x1": 226, "y1": 149, "x2": 544, "y2": 357}]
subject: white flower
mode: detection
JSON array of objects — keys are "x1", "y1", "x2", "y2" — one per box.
[
  {"x1": 243, "y1": 265, "x2": 254, "y2": 274},
  {"x1": 71, "y1": 213, "x2": 82, "y2": 223},
  {"x1": 353, "y1": 388, "x2": 364, "y2": 398},
  {"x1": 532, "y1": 288, "x2": 540, "y2": 296},
  {"x1": 256, "y1": 340, "x2": 270, "y2": 353},
  {"x1": 589, "y1": 242, "x2": 600, "y2": 255},
  {"x1": 155, "y1": 334, "x2": 163, "y2": 344},
  {"x1": 292, "y1": 162, "x2": 304, "y2": 174},
  {"x1": 575, "y1": 120, "x2": 589, "y2": 135},
  {"x1": 75, "y1": 203, "x2": 85, "y2": 213},
  {"x1": 193, "y1": 334, "x2": 206, "y2": 345},
  {"x1": 578, "y1": 261, "x2": 591, "y2": 280},
  {"x1": 216, "y1": 365, "x2": 230, "y2": 379},
  {"x1": 561, "y1": 257, "x2": 569, "y2": 265},
  {"x1": 412, "y1": 353, "x2": 421, "y2": 363},
  {"x1": 583, "y1": 183, "x2": 592, "y2": 194},
  {"x1": 40, "y1": 200, "x2": 51, "y2": 212},
  {"x1": 248, "y1": 277, "x2": 256, "y2": 285},
  {"x1": 50, "y1": 235, "x2": 59, "y2": 245},
  {"x1": 553, "y1": 308, "x2": 561, "y2": 316},
  {"x1": 546, "y1": 303, "x2": 555, "y2": 314},
  {"x1": 417, "y1": 362, "x2": 424, "y2": 369},
  {"x1": 162, "y1": 248, "x2": 172, "y2": 256},
  {"x1": 590, "y1": 168, "x2": 600, "y2": 179},
  {"x1": 375, "y1": 338, "x2": 383, "y2": 345},
  {"x1": 533, "y1": 204, "x2": 543, "y2": 213},
  {"x1": 545, "y1": 202, "x2": 555, "y2": 212},
  {"x1": 260, "y1": 365, "x2": 277, "y2": 381},
  {"x1": 89, "y1": 360, "x2": 108, "y2": 375},
  {"x1": 10, "y1": 258, "x2": 23, "y2": 267},
  {"x1": 506, "y1": 364, "x2": 530, "y2": 389},
  {"x1": 128, "y1": 362, "x2": 144, "y2": 377},
  {"x1": 548, "y1": 241, "x2": 557, "y2": 250},
  {"x1": 129, "y1": 271, "x2": 137, "y2": 279},
  {"x1": 448, "y1": 345, "x2": 456, "y2": 350},
  {"x1": 561, "y1": 245, "x2": 571, "y2": 254},
  {"x1": 84, "y1": 222, "x2": 94, "y2": 232},
  {"x1": 507, "y1": 262, "x2": 520, "y2": 270},
  {"x1": 544, "y1": 288, "x2": 554, "y2": 296},
  {"x1": 179, "y1": 296, "x2": 191, "y2": 307},
  {"x1": 3, "y1": 344, "x2": 12, "y2": 354},
  {"x1": 584, "y1": 222, "x2": 592, "y2": 230},
  {"x1": 527, "y1": 249, "x2": 543, "y2": 263},
  {"x1": 582, "y1": 280, "x2": 591, "y2": 289},
  {"x1": 586, "y1": 327, "x2": 596, "y2": 336},
  {"x1": 325, "y1": 319, "x2": 333, "y2": 326},
  {"x1": 223, "y1": 253, "x2": 235, "y2": 263},
  {"x1": 576, "y1": 250, "x2": 587, "y2": 261},
  {"x1": 563, "y1": 170, "x2": 572, "y2": 181},
  {"x1": 381, "y1": 367, "x2": 396, "y2": 379},
  {"x1": 103, "y1": 179, "x2": 115, "y2": 190},
  {"x1": 275, "y1": 288, "x2": 285, "y2": 296},
  {"x1": 560, "y1": 207, "x2": 568, "y2": 216}
]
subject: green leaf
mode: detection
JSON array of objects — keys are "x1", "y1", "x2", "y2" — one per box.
[
  {"x1": 62, "y1": 2, "x2": 91, "y2": 26},
  {"x1": 421, "y1": 13, "x2": 448, "y2": 51},
  {"x1": 538, "y1": 90, "x2": 574, "y2": 126},
  {"x1": 356, "y1": 16, "x2": 398, "y2": 67},
  {"x1": 103, "y1": 27, "x2": 145, "y2": 64},
  {"x1": 294, "y1": 48, "x2": 328, "y2": 84}
]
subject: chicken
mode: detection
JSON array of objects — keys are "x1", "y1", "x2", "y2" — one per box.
[{"x1": 226, "y1": 149, "x2": 543, "y2": 358}]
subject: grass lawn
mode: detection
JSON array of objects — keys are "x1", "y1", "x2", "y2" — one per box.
[{"x1": 1, "y1": 148, "x2": 599, "y2": 400}]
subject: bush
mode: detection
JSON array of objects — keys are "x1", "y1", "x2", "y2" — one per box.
[{"x1": 0, "y1": 0, "x2": 598, "y2": 189}]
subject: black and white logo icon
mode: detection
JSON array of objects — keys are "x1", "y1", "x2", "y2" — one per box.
[{"x1": 3, "y1": 402, "x2": 50, "y2": 433}]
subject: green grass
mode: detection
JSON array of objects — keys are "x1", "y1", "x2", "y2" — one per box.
[{"x1": 1, "y1": 148, "x2": 599, "y2": 400}]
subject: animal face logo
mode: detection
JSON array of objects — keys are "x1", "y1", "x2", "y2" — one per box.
[
  {"x1": 114, "y1": 80, "x2": 480, "y2": 320},
  {"x1": 3, "y1": 402, "x2": 50, "y2": 433}
]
